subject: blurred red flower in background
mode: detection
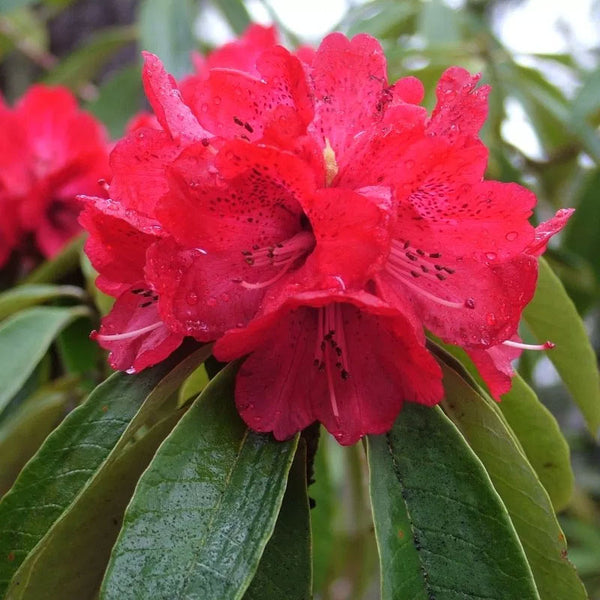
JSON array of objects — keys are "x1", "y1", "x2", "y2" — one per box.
[{"x1": 0, "y1": 86, "x2": 109, "y2": 268}]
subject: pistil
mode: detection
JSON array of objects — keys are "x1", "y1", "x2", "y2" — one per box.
[{"x1": 91, "y1": 321, "x2": 162, "y2": 342}]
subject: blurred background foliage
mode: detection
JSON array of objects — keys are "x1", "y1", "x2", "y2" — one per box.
[{"x1": 0, "y1": 0, "x2": 599, "y2": 597}]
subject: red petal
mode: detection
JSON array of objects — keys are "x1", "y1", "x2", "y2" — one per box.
[
  {"x1": 204, "y1": 24, "x2": 278, "y2": 75},
  {"x1": 215, "y1": 291, "x2": 443, "y2": 445},
  {"x1": 141, "y1": 52, "x2": 209, "y2": 142},
  {"x1": 157, "y1": 141, "x2": 313, "y2": 250},
  {"x1": 468, "y1": 339, "x2": 522, "y2": 399},
  {"x1": 93, "y1": 284, "x2": 183, "y2": 372},
  {"x1": 427, "y1": 67, "x2": 490, "y2": 143},
  {"x1": 145, "y1": 238, "x2": 264, "y2": 339},
  {"x1": 303, "y1": 186, "x2": 394, "y2": 288},
  {"x1": 79, "y1": 197, "x2": 161, "y2": 295},
  {"x1": 526, "y1": 208, "x2": 574, "y2": 256},
  {"x1": 376, "y1": 250, "x2": 538, "y2": 347},
  {"x1": 309, "y1": 33, "x2": 388, "y2": 159},
  {"x1": 190, "y1": 46, "x2": 313, "y2": 145},
  {"x1": 108, "y1": 128, "x2": 184, "y2": 217}
]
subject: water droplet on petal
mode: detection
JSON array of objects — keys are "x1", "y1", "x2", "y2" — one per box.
[
  {"x1": 485, "y1": 252, "x2": 497, "y2": 261},
  {"x1": 200, "y1": 103, "x2": 209, "y2": 113},
  {"x1": 206, "y1": 297, "x2": 217, "y2": 307},
  {"x1": 486, "y1": 312, "x2": 496, "y2": 325},
  {"x1": 213, "y1": 96, "x2": 222, "y2": 105},
  {"x1": 404, "y1": 159, "x2": 415, "y2": 169},
  {"x1": 506, "y1": 231, "x2": 518, "y2": 241},
  {"x1": 186, "y1": 292, "x2": 198, "y2": 306},
  {"x1": 126, "y1": 367, "x2": 136, "y2": 374}
]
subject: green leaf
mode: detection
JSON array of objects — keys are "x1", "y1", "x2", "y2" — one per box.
[
  {"x1": 244, "y1": 440, "x2": 312, "y2": 600},
  {"x1": 211, "y1": 0, "x2": 251, "y2": 35},
  {"x1": 177, "y1": 362, "x2": 209, "y2": 407},
  {"x1": 0, "y1": 284, "x2": 85, "y2": 320},
  {"x1": 499, "y1": 374, "x2": 574, "y2": 511},
  {"x1": 100, "y1": 363, "x2": 299, "y2": 600},
  {"x1": 310, "y1": 434, "x2": 336, "y2": 592},
  {"x1": 0, "y1": 391, "x2": 68, "y2": 496},
  {"x1": 85, "y1": 64, "x2": 144, "y2": 139},
  {"x1": 0, "y1": 1, "x2": 35, "y2": 15},
  {"x1": 0, "y1": 345, "x2": 208, "y2": 595},
  {"x1": 55, "y1": 316, "x2": 101, "y2": 390},
  {"x1": 565, "y1": 170, "x2": 600, "y2": 283},
  {"x1": 5, "y1": 411, "x2": 183, "y2": 600},
  {"x1": 43, "y1": 25, "x2": 137, "y2": 88},
  {"x1": 367, "y1": 404, "x2": 539, "y2": 600},
  {"x1": 138, "y1": 0, "x2": 197, "y2": 79},
  {"x1": 440, "y1": 362, "x2": 587, "y2": 600},
  {"x1": 0, "y1": 306, "x2": 88, "y2": 417},
  {"x1": 22, "y1": 234, "x2": 85, "y2": 285},
  {"x1": 524, "y1": 257, "x2": 600, "y2": 436},
  {"x1": 428, "y1": 341, "x2": 574, "y2": 511}
]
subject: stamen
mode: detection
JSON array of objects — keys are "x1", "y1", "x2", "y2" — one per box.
[
  {"x1": 239, "y1": 231, "x2": 314, "y2": 289},
  {"x1": 239, "y1": 259, "x2": 295, "y2": 290},
  {"x1": 313, "y1": 305, "x2": 350, "y2": 421},
  {"x1": 91, "y1": 321, "x2": 162, "y2": 342},
  {"x1": 385, "y1": 238, "x2": 473, "y2": 310},
  {"x1": 385, "y1": 264, "x2": 464, "y2": 309},
  {"x1": 503, "y1": 339, "x2": 555, "y2": 351}
]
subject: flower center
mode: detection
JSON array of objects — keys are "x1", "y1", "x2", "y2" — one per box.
[
  {"x1": 385, "y1": 238, "x2": 475, "y2": 310},
  {"x1": 313, "y1": 304, "x2": 350, "y2": 420},
  {"x1": 238, "y1": 231, "x2": 315, "y2": 290}
]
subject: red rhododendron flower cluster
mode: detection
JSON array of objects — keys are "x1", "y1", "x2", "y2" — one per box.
[
  {"x1": 0, "y1": 86, "x2": 109, "y2": 267},
  {"x1": 81, "y1": 27, "x2": 572, "y2": 444}
]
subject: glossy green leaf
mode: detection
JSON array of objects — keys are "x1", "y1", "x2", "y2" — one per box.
[
  {"x1": 0, "y1": 306, "x2": 88, "y2": 417},
  {"x1": 55, "y1": 316, "x2": 101, "y2": 390},
  {"x1": 5, "y1": 411, "x2": 182, "y2": 600},
  {"x1": 440, "y1": 362, "x2": 587, "y2": 600},
  {"x1": 428, "y1": 341, "x2": 574, "y2": 511},
  {"x1": 0, "y1": 345, "x2": 208, "y2": 595},
  {"x1": 368, "y1": 404, "x2": 539, "y2": 600},
  {"x1": 0, "y1": 391, "x2": 68, "y2": 496},
  {"x1": 101, "y1": 363, "x2": 298, "y2": 600},
  {"x1": 138, "y1": 0, "x2": 196, "y2": 79},
  {"x1": 177, "y1": 362, "x2": 209, "y2": 407},
  {"x1": 43, "y1": 25, "x2": 137, "y2": 88},
  {"x1": 244, "y1": 441, "x2": 311, "y2": 600},
  {"x1": 0, "y1": 284, "x2": 85, "y2": 320},
  {"x1": 524, "y1": 257, "x2": 600, "y2": 436},
  {"x1": 499, "y1": 374, "x2": 574, "y2": 511}
]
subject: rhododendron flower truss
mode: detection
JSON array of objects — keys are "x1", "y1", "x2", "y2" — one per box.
[
  {"x1": 0, "y1": 85, "x2": 109, "y2": 267},
  {"x1": 81, "y1": 27, "x2": 573, "y2": 442}
]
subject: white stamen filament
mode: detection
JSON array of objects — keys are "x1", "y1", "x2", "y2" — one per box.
[
  {"x1": 385, "y1": 263, "x2": 464, "y2": 309},
  {"x1": 94, "y1": 321, "x2": 162, "y2": 342},
  {"x1": 503, "y1": 339, "x2": 555, "y2": 351}
]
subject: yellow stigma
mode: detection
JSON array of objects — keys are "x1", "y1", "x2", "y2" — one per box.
[{"x1": 323, "y1": 138, "x2": 338, "y2": 186}]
